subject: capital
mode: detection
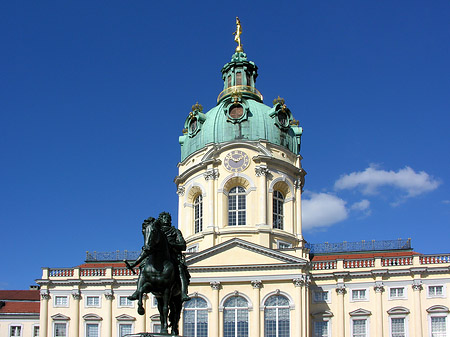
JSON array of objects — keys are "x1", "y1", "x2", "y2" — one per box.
[
  {"x1": 176, "y1": 186, "x2": 185, "y2": 196},
  {"x1": 40, "y1": 290, "x2": 50, "y2": 300},
  {"x1": 374, "y1": 281, "x2": 384, "y2": 293},
  {"x1": 251, "y1": 280, "x2": 263, "y2": 289},
  {"x1": 255, "y1": 166, "x2": 269, "y2": 177},
  {"x1": 336, "y1": 284, "x2": 346, "y2": 295},
  {"x1": 71, "y1": 290, "x2": 82, "y2": 300},
  {"x1": 204, "y1": 169, "x2": 219, "y2": 181},
  {"x1": 104, "y1": 291, "x2": 114, "y2": 300},
  {"x1": 210, "y1": 281, "x2": 221, "y2": 290},
  {"x1": 412, "y1": 280, "x2": 423, "y2": 291}
]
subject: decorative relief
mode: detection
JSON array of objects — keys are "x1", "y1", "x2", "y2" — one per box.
[
  {"x1": 336, "y1": 284, "x2": 346, "y2": 295},
  {"x1": 204, "y1": 169, "x2": 219, "y2": 181},
  {"x1": 255, "y1": 166, "x2": 269, "y2": 177},
  {"x1": 293, "y1": 275, "x2": 309, "y2": 287},
  {"x1": 412, "y1": 280, "x2": 423, "y2": 291},
  {"x1": 374, "y1": 282, "x2": 385, "y2": 293},
  {"x1": 104, "y1": 291, "x2": 114, "y2": 300},
  {"x1": 210, "y1": 281, "x2": 221, "y2": 290},
  {"x1": 251, "y1": 280, "x2": 263, "y2": 289},
  {"x1": 176, "y1": 186, "x2": 185, "y2": 196},
  {"x1": 40, "y1": 290, "x2": 50, "y2": 300},
  {"x1": 71, "y1": 290, "x2": 82, "y2": 300}
]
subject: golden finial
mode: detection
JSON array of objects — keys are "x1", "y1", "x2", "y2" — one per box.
[{"x1": 233, "y1": 17, "x2": 243, "y2": 53}]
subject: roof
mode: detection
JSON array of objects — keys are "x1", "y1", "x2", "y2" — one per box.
[
  {"x1": 0, "y1": 290, "x2": 40, "y2": 301},
  {"x1": 0, "y1": 301, "x2": 40, "y2": 314}
]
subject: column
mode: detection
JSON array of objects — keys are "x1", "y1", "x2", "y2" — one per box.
[
  {"x1": 40, "y1": 290, "x2": 50, "y2": 337},
  {"x1": 374, "y1": 282, "x2": 384, "y2": 337},
  {"x1": 176, "y1": 186, "x2": 186, "y2": 234},
  {"x1": 304, "y1": 276, "x2": 311, "y2": 337},
  {"x1": 336, "y1": 284, "x2": 346, "y2": 337},
  {"x1": 104, "y1": 291, "x2": 114, "y2": 337},
  {"x1": 251, "y1": 280, "x2": 263, "y2": 337},
  {"x1": 70, "y1": 290, "x2": 81, "y2": 337},
  {"x1": 412, "y1": 280, "x2": 423, "y2": 337},
  {"x1": 210, "y1": 281, "x2": 221, "y2": 337},
  {"x1": 204, "y1": 168, "x2": 219, "y2": 228},
  {"x1": 255, "y1": 166, "x2": 269, "y2": 226},
  {"x1": 293, "y1": 278, "x2": 304, "y2": 337},
  {"x1": 294, "y1": 178, "x2": 303, "y2": 241}
]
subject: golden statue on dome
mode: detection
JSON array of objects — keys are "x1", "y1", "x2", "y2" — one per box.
[{"x1": 233, "y1": 17, "x2": 244, "y2": 52}]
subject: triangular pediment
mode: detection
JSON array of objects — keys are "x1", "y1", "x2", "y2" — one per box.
[
  {"x1": 116, "y1": 314, "x2": 136, "y2": 321},
  {"x1": 349, "y1": 308, "x2": 372, "y2": 316},
  {"x1": 51, "y1": 313, "x2": 70, "y2": 320},
  {"x1": 187, "y1": 238, "x2": 307, "y2": 269}
]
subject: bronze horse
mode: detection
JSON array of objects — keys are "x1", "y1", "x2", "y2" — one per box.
[{"x1": 125, "y1": 220, "x2": 182, "y2": 335}]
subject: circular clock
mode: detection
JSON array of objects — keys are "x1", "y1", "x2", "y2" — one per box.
[{"x1": 224, "y1": 150, "x2": 250, "y2": 172}]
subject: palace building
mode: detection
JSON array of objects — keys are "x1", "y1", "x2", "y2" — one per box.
[{"x1": 34, "y1": 27, "x2": 450, "y2": 337}]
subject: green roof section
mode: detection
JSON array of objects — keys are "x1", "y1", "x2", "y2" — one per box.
[{"x1": 179, "y1": 53, "x2": 303, "y2": 162}]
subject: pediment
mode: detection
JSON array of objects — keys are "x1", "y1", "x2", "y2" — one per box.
[
  {"x1": 186, "y1": 238, "x2": 307, "y2": 269},
  {"x1": 387, "y1": 306, "x2": 410, "y2": 315},
  {"x1": 83, "y1": 313, "x2": 102, "y2": 321},
  {"x1": 349, "y1": 308, "x2": 372, "y2": 316},
  {"x1": 427, "y1": 305, "x2": 449, "y2": 313},
  {"x1": 116, "y1": 314, "x2": 136, "y2": 321},
  {"x1": 311, "y1": 310, "x2": 333, "y2": 318},
  {"x1": 51, "y1": 313, "x2": 70, "y2": 320}
]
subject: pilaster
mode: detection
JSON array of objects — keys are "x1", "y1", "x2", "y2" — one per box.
[
  {"x1": 210, "y1": 281, "x2": 221, "y2": 337},
  {"x1": 40, "y1": 289, "x2": 50, "y2": 337},
  {"x1": 255, "y1": 166, "x2": 269, "y2": 227},
  {"x1": 104, "y1": 290, "x2": 114, "y2": 337},
  {"x1": 251, "y1": 280, "x2": 263, "y2": 337},
  {"x1": 71, "y1": 290, "x2": 81, "y2": 337},
  {"x1": 374, "y1": 281, "x2": 384, "y2": 337},
  {"x1": 412, "y1": 279, "x2": 424, "y2": 337},
  {"x1": 336, "y1": 283, "x2": 346, "y2": 337}
]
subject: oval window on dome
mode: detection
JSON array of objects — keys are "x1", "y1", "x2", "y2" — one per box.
[
  {"x1": 278, "y1": 111, "x2": 288, "y2": 127},
  {"x1": 229, "y1": 104, "x2": 244, "y2": 119},
  {"x1": 189, "y1": 118, "x2": 197, "y2": 133}
]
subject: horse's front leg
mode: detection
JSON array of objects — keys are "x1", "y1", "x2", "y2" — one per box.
[
  {"x1": 157, "y1": 289, "x2": 171, "y2": 334},
  {"x1": 137, "y1": 291, "x2": 145, "y2": 315}
]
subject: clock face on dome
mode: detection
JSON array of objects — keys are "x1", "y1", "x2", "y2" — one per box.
[{"x1": 224, "y1": 150, "x2": 250, "y2": 172}]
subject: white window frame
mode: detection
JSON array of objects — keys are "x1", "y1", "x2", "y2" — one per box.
[
  {"x1": 389, "y1": 287, "x2": 407, "y2": 300},
  {"x1": 32, "y1": 325, "x2": 40, "y2": 337},
  {"x1": 351, "y1": 317, "x2": 369, "y2": 337},
  {"x1": 313, "y1": 319, "x2": 331, "y2": 337},
  {"x1": 428, "y1": 285, "x2": 446, "y2": 298},
  {"x1": 429, "y1": 315, "x2": 448, "y2": 337},
  {"x1": 389, "y1": 316, "x2": 408, "y2": 337},
  {"x1": 85, "y1": 322, "x2": 101, "y2": 337},
  {"x1": 273, "y1": 190, "x2": 284, "y2": 230},
  {"x1": 277, "y1": 240, "x2": 292, "y2": 249},
  {"x1": 118, "y1": 295, "x2": 134, "y2": 308},
  {"x1": 313, "y1": 290, "x2": 331, "y2": 303},
  {"x1": 117, "y1": 323, "x2": 134, "y2": 337},
  {"x1": 194, "y1": 194, "x2": 203, "y2": 233},
  {"x1": 9, "y1": 324, "x2": 23, "y2": 337},
  {"x1": 53, "y1": 322, "x2": 68, "y2": 337},
  {"x1": 228, "y1": 186, "x2": 246, "y2": 226},
  {"x1": 351, "y1": 289, "x2": 369, "y2": 302},
  {"x1": 187, "y1": 243, "x2": 199, "y2": 253},
  {"x1": 85, "y1": 295, "x2": 101, "y2": 308},
  {"x1": 54, "y1": 295, "x2": 69, "y2": 308}
]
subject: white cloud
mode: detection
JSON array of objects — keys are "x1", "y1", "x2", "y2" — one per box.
[
  {"x1": 334, "y1": 164, "x2": 440, "y2": 198},
  {"x1": 442, "y1": 200, "x2": 450, "y2": 205},
  {"x1": 302, "y1": 192, "x2": 348, "y2": 230},
  {"x1": 350, "y1": 199, "x2": 370, "y2": 211}
]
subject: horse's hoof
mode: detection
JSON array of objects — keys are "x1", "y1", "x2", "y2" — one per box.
[{"x1": 137, "y1": 306, "x2": 145, "y2": 315}]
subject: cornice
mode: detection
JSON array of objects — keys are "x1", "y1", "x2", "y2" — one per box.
[{"x1": 189, "y1": 262, "x2": 306, "y2": 273}]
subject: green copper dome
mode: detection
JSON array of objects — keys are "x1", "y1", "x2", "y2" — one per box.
[{"x1": 179, "y1": 52, "x2": 302, "y2": 162}]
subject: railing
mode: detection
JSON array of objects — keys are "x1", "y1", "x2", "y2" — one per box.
[
  {"x1": 49, "y1": 268, "x2": 74, "y2": 277},
  {"x1": 86, "y1": 250, "x2": 140, "y2": 262},
  {"x1": 420, "y1": 254, "x2": 450, "y2": 264},
  {"x1": 48, "y1": 266, "x2": 139, "y2": 278},
  {"x1": 312, "y1": 261, "x2": 337, "y2": 270},
  {"x1": 217, "y1": 85, "x2": 263, "y2": 103},
  {"x1": 344, "y1": 259, "x2": 375, "y2": 268},
  {"x1": 113, "y1": 268, "x2": 140, "y2": 276},
  {"x1": 308, "y1": 239, "x2": 411, "y2": 254},
  {"x1": 81, "y1": 268, "x2": 106, "y2": 277},
  {"x1": 382, "y1": 257, "x2": 413, "y2": 266}
]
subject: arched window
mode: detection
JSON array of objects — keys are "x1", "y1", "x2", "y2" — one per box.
[
  {"x1": 183, "y1": 297, "x2": 208, "y2": 337},
  {"x1": 264, "y1": 295, "x2": 290, "y2": 337},
  {"x1": 228, "y1": 186, "x2": 246, "y2": 226},
  {"x1": 194, "y1": 195, "x2": 203, "y2": 233},
  {"x1": 273, "y1": 191, "x2": 284, "y2": 230},
  {"x1": 224, "y1": 296, "x2": 249, "y2": 337}
]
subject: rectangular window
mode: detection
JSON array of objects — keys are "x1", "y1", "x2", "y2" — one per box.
[
  {"x1": 54, "y1": 323, "x2": 66, "y2": 337},
  {"x1": 391, "y1": 317, "x2": 405, "y2": 337},
  {"x1": 277, "y1": 241, "x2": 292, "y2": 249},
  {"x1": 54, "y1": 296, "x2": 68, "y2": 307},
  {"x1": 235, "y1": 72, "x2": 242, "y2": 85},
  {"x1": 119, "y1": 296, "x2": 133, "y2": 307},
  {"x1": 119, "y1": 324, "x2": 133, "y2": 337},
  {"x1": 353, "y1": 319, "x2": 367, "y2": 337},
  {"x1": 429, "y1": 286, "x2": 444, "y2": 297},
  {"x1": 314, "y1": 291, "x2": 329, "y2": 303},
  {"x1": 390, "y1": 287, "x2": 405, "y2": 299},
  {"x1": 33, "y1": 326, "x2": 40, "y2": 337},
  {"x1": 314, "y1": 321, "x2": 329, "y2": 337},
  {"x1": 352, "y1": 289, "x2": 367, "y2": 301},
  {"x1": 86, "y1": 296, "x2": 100, "y2": 307},
  {"x1": 187, "y1": 245, "x2": 199, "y2": 253},
  {"x1": 431, "y1": 316, "x2": 446, "y2": 337},
  {"x1": 10, "y1": 326, "x2": 22, "y2": 337},
  {"x1": 86, "y1": 323, "x2": 99, "y2": 337}
]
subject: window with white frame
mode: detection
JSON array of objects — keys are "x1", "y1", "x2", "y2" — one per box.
[
  {"x1": 264, "y1": 294, "x2": 290, "y2": 337},
  {"x1": 352, "y1": 289, "x2": 367, "y2": 301},
  {"x1": 10, "y1": 326, "x2": 22, "y2": 337},
  {"x1": 223, "y1": 295, "x2": 249, "y2": 337},
  {"x1": 228, "y1": 186, "x2": 246, "y2": 226},
  {"x1": 314, "y1": 290, "x2": 329, "y2": 303},
  {"x1": 194, "y1": 194, "x2": 203, "y2": 233},
  {"x1": 390, "y1": 317, "x2": 406, "y2": 337},
  {"x1": 313, "y1": 320, "x2": 329, "y2": 337},
  {"x1": 54, "y1": 295, "x2": 68, "y2": 307},
  {"x1": 150, "y1": 315, "x2": 161, "y2": 333},
  {"x1": 119, "y1": 324, "x2": 133, "y2": 337},
  {"x1": 187, "y1": 244, "x2": 199, "y2": 253},
  {"x1": 273, "y1": 190, "x2": 284, "y2": 230},
  {"x1": 54, "y1": 323, "x2": 67, "y2": 337},
  {"x1": 352, "y1": 319, "x2": 367, "y2": 337},
  {"x1": 389, "y1": 287, "x2": 406, "y2": 300},
  {"x1": 429, "y1": 285, "x2": 444, "y2": 298},
  {"x1": 277, "y1": 241, "x2": 292, "y2": 249},
  {"x1": 86, "y1": 323, "x2": 99, "y2": 337},
  {"x1": 86, "y1": 295, "x2": 100, "y2": 307},
  {"x1": 33, "y1": 326, "x2": 40, "y2": 337},
  {"x1": 430, "y1": 316, "x2": 447, "y2": 337},
  {"x1": 119, "y1": 296, "x2": 133, "y2": 307},
  {"x1": 183, "y1": 296, "x2": 208, "y2": 337}
]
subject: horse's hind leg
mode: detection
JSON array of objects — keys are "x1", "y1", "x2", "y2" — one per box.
[
  {"x1": 137, "y1": 290, "x2": 145, "y2": 315},
  {"x1": 157, "y1": 290, "x2": 171, "y2": 334},
  {"x1": 169, "y1": 295, "x2": 182, "y2": 336}
]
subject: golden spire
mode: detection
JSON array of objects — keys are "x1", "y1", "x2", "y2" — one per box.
[{"x1": 233, "y1": 17, "x2": 244, "y2": 53}]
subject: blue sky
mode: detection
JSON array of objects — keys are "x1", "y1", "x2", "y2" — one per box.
[{"x1": 1, "y1": 1, "x2": 449, "y2": 290}]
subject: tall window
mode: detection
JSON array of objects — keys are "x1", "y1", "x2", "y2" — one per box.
[
  {"x1": 314, "y1": 321, "x2": 329, "y2": 337},
  {"x1": 431, "y1": 316, "x2": 447, "y2": 337},
  {"x1": 183, "y1": 297, "x2": 208, "y2": 337},
  {"x1": 86, "y1": 324, "x2": 99, "y2": 337},
  {"x1": 10, "y1": 326, "x2": 22, "y2": 337},
  {"x1": 228, "y1": 186, "x2": 246, "y2": 226},
  {"x1": 273, "y1": 191, "x2": 284, "y2": 230},
  {"x1": 194, "y1": 195, "x2": 203, "y2": 233},
  {"x1": 352, "y1": 319, "x2": 367, "y2": 337},
  {"x1": 264, "y1": 295, "x2": 290, "y2": 337},
  {"x1": 33, "y1": 326, "x2": 40, "y2": 337},
  {"x1": 54, "y1": 323, "x2": 66, "y2": 337},
  {"x1": 119, "y1": 324, "x2": 133, "y2": 337},
  {"x1": 223, "y1": 296, "x2": 249, "y2": 337},
  {"x1": 391, "y1": 318, "x2": 406, "y2": 337}
]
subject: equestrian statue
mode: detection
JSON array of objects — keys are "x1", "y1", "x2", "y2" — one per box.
[{"x1": 124, "y1": 212, "x2": 191, "y2": 335}]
